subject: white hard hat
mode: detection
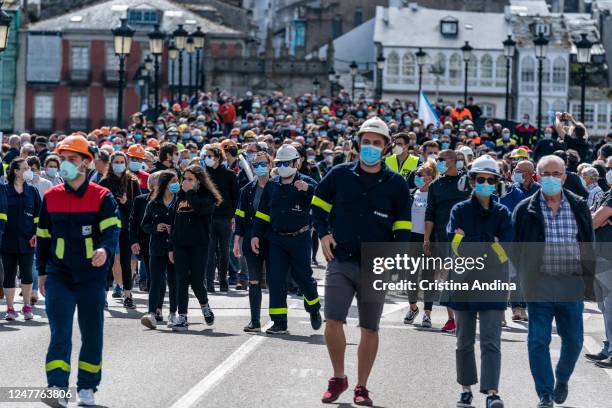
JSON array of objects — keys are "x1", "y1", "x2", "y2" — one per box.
[
  {"x1": 468, "y1": 155, "x2": 500, "y2": 177},
  {"x1": 274, "y1": 144, "x2": 300, "y2": 162},
  {"x1": 357, "y1": 116, "x2": 390, "y2": 142},
  {"x1": 458, "y1": 146, "x2": 474, "y2": 157}
]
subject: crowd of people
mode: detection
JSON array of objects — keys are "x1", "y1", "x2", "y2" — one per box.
[{"x1": 0, "y1": 89, "x2": 611, "y2": 408}]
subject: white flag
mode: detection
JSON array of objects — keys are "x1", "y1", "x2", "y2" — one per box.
[{"x1": 418, "y1": 90, "x2": 440, "y2": 128}]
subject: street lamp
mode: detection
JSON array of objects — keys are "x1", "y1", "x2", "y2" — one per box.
[
  {"x1": 173, "y1": 24, "x2": 188, "y2": 103},
  {"x1": 328, "y1": 66, "x2": 336, "y2": 96},
  {"x1": 191, "y1": 26, "x2": 205, "y2": 93},
  {"x1": 461, "y1": 41, "x2": 473, "y2": 104},
  {"x1": 503, "y1": 34, "x2": 516, "y2": 120},
  {"x1": 534, "y1": 32, "x2": 549, "y2": 132},
  {"x1": 0, "y1": 2, "x2": 13, "y2": 52},
  {"x1": 186, "y1": 36, "x2": 195, "y2": 99},
  {"x1": 415, "y1": 47, "x2": 427, "y2": 103},
  {"x1": 111, "y1": 17, "x2": 135, "y2": 128},
  {"x1": 313, "y1": 77, "x2": 320, "y2": 97},
  {"x1": 349, "y1": 60, "x2": 358, "y2": 101},
  {"x1": 376, "y1": 51, "x2": 385, "y2": 100},
  {"x1": 148, "y1": 24, "x2": 165, "y2": 117},
  {"x1": 575, "y1": 33, "x2": 593, "y2": 123},
  {"x1": 168, "y1": 40, "x2": 178, "y2": 103}
]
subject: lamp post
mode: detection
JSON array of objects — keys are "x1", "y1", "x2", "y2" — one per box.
[
  {"x1": 503, "y1": 35, "x2": 516, "y2": 120},
  {"x1": 534, "y1": 32, "x2": 549, "y2": 132},
  {"x1": 134, "y1": 64, "x2": 148, "y2": 110},
  {"x1": 111, "y1": 18, "x2": 135, "y2": 128},
  {"x1": 415, "y1": 47, "x2": 427, "y2": 103},
  {"x1": 191, "y1": 26, "x2": 205, "y2": 93},
  {"x1": 349, "y1": 60, "x2": 357, "y2": 102},
  {"x1": 168, "y1": 40, "x2": 178, "y2": 103},
  {"x1": 461, "y1": 41, "x2": 473, "y2": 104},
  {"x1": 376, "y1": 51, "x2": 385, "y2": 100},
  {"x1": 0, "y1": 2, "x2": 13, "y2": 53},
  {"x1": 173, "y1": 24, "x2": 188, "y2": 104},
  {"x1": 328, "y1": 67, "x2": 335, "y2": 96},
  {"x1": 186, "y1": 36, "x2": 195, "y2": 99},
  {"x1": 143, "y1": 54, "x2": 153, "y2": 106},
  {"x1": 148, "y1": 24, "x2": 165, "y2": 116},
  {"x1": 313, "y1": 77, "x2": 320, "y2": 97},
  {"x1": 575, "y1": 33, "x2": 593, "y2": 123}
]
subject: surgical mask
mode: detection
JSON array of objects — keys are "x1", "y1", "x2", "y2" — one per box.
[
  {"x1": 360, "y1": 145, "x2": 383, "y2": 166},
  {"x1": 194, "y1": 136, "x2": 203, "y2": 143},
  {"x1": 204, "y1": 157, "x2": 215, "y2": 167},
  {"x1": 277, "y1": 166, "x2": 297, "y2": 178},
  {"x1": 475, "y1": 183, "x2": 496, "y2": 197},
  {"x1": 540, "y1": 176, "x2": 562, "y2": 195},
  {"x1": 392, "y1": 145, "x2": 404, "y2": 156},
  {"x1": 485, "y1": 126, "x2": 493, "y2": 133},
  {"x1": 356, "y1": 111, "x2": 364, "y2": 118},
  {"x1": 23, "y1": 169, "x2": 34, "y2": 182},
  {"x1": 544, "y1": 132, "x2": 552, "y2": 140},
  {"x1": 456, "y1": 160, "x2": 464, "y2": 170},
  {"x1": 502, "y1": 133, "x2": 510, "y2": 141},
  {"x1": 181, "y1": 158, "x2": 191, "y2": 167},
  {"x1": 134, "y1": 133, "x2": 142, "y2": 141},
  {"x1": 414, "y1": 175, "x2": 425, "y2": 188},
  {"x1": 325, "y1": 156, "x2": 334, "y2": 165},
  {"x1": 607, "y1": 170, "x2": 612, "y2": 186},
  {"x1": 254, "y1": 166, "x2": 269, "y2": 177},
  {"x1": 112, "y1": 163, "x2": 126, "y2": 174},
  {"x1": 443, "y1": 128, "x2": 451, "y2": 135},
  {"x1": 404, "y1": 118, "x2": 411, "y2": 126},
  {"x1": 436, "y1": 160, "x2": 447, "y2": 174},
  {"x1": 512, "y1": 172, "x2": 524, "y2": 184},
  {"x1": 128, "y1": 161, "x2": 142, "y2": 172},
  {"x1": 169, "y1": 182, "x2": 180, "y2": 194},
  {"x1": 173, "y1": 156, "x2": 179, "y2": 165},
  {"x1": 113, "y1": 144, "x2": 122, "y2": 151},
  {"x1": 456, "y1": 104, "x2": 464, "y2": 110},
  {"x1": 59, "y1": 160, "x2": 80, "y2": 181},
  {"x1": 523, "y1": 118, "x2": 529, "y2": 125},
  {"x1": 307, "y1": 155, "x2": 315, "y2": 162},
  {"x1": 46, "y1": 168, "x2": 58, "y2": 178},
  {"x1": 441, "y1": 142, "x2": 450, "y2": 149},
  {"x1": 245, "y1": 153, "x2": 254, "y2": 163}
]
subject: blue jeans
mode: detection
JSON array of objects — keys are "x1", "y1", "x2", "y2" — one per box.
[
  {"x1": 32, "y1": 253, "x2": 39, "y2": 291},
  {"x1": 527, "y1": 301, "x2": 583, "y2": 398}
]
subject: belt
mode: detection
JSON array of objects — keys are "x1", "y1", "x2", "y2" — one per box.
[{"x1": 275, "y1": 226, "x2": 310, "y2": 237}]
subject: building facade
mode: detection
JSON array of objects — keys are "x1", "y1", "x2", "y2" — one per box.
[{"x1": 0, "y1": 6, "x2": 20, "y2": 132}]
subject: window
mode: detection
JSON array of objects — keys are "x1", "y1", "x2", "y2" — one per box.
[
  {"x1": 481, "y1": 103, "x2": 495, "y2": 118},
  {"x1": 332, "y1": 15, "x2": 343, "y2": 38},
  {"x1": 70, "y1": 94, "x2": 88, "y2": 118},
  {"x1": 353, "y1": 10, "x2": 363, "y2": 27},
  {"x1": 105, "y1": 95, "x2": 118, "y2": 120},
  {"x1": 552, "y1": 57, "x2": 566, "y2": 93},
  {"x1": 0, "y1": 98, "x2": 12, "y2": 122},
  {"x1": 597, "y1": 103, "x2": 608, "y2": 130},
  {"x1": 1, "y1": 59, "x2": 14, "y2": 87},
  {"x1": 495, "y1": 55, "x2": 507, "y2": 87},
  {"x1": 34, "y1": 94, "x2": 53, "y2": 118},
  {"x1": 541, "y1": 59, "x2": 551, "y2": 92},
  {"x1": 105, "y1": 44, "x2": 119, "y2": 71},
  {"x1": 386, "y1": 52, "x2": 400, "y2": 84},
  {"x1": 128, "y1": 9, "x2": 159, "y2": 25},
  {"x1": 432, "y1": 53, "x2": 446, "y2": 86},
  {"x1": 467, "y1": 55, "x2": 477, "y2": 80},
  {"x1": 448, "y1": 53, "x2": 462, "y2": 85},
  {"x1": 421, "y1": 54, "x2": 433, "y2": 85},
  {"x1": 584, "y1": 103, "x2": 595, "y2": 123},
  {"x1": 535, "y1": 23, "x2": 550, "y2": 36},
  {"x1": 401, "y1": 52, "x2": 415, "y2": 84},
  {"x1": 518, "y1": 98, "x2": 534, "y2": 121},
  {"x1": 440, "y1": 18, "x2": 458, "y2": 36},
  {"x1": 520, "y1": 56, "x2": 535, "y2": 92},
  {"x1": 551, "y1": 99, "x2": 566, "y2": 114},
  {"x1": 71, "y1": 45, "x2": 89, "y2": 70},
  {"x1": 480, "y1": 54, "x2": 493, "y2": 86}
]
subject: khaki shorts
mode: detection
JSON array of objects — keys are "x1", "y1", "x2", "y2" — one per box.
[{"x1": 324, "y1": 259, "x2": 386, "y2": 331}]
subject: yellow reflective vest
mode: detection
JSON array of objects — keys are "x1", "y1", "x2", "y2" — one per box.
[{"x1": 384, "y1": 154, "x2": 419, "y2": 178}]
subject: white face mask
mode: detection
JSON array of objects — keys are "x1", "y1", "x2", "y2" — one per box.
[
  {"x1": 277, "y1": 166, "x2": 297, "y2": 178},
  {"x1": 606, "y1": 170, "x2": 612, "y2": 186},
  {"x1": 392, "y1": 145, "x2": 404, "y2": 156},
  {"x1": 204, "y1": 157, "x2": 215, "y2": 168},
  {"x1": 22, "y1": 169, "x2": 34, "y2": 182},
  {"x1": 456, "y1": 160, "x2": 464, "y2": 170}
]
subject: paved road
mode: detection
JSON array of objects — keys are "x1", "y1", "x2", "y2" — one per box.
[{"x1": 1, "y1": 263, "x2": 611, "y2": 408}]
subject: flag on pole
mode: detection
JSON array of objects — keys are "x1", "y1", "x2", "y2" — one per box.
[{"x1": 418, "y1": 90, "x2": 440, "y2": 128}]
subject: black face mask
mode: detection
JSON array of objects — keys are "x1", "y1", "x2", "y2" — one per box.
[{"x1": 226, "y1": 146, "x2": 238, "y2": 157}]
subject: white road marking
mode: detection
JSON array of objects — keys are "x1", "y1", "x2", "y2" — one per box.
[{"x1": 583, "y1": 335, "x2": 612, "y2": 382}]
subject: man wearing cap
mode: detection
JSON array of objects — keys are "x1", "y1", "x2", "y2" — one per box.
[
  {"x1": 35, "y1": 136, "x2": 50, "y2": 164},
  {"x1": 385, "y1": 132, "x2": 419, "y2": 180},
  {"x1": 37, "y1": 135, "x2": 120, "y2": 408},
  {"x1": 251, "y1": 144, "x2": 321, "y2": 335},
  {"x1": 312, "y1": 117, "x2": 411, "y2": 406}
]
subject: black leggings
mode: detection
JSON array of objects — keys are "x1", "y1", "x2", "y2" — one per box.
[
  {"x1": 2, "y1": 252, "x2": 34, "y2": 288},
  {"x1": 205, "y1": 217, "x2": 232, "y2": 286},
  {"x1": 148, "y1": 255, "x2": 177, "y2": 314},
  {"x1": 174, "y1": 245, "x2": 209, "y2": 315},
  {"x1": 311, "y1": 230, "x2": 319, "y2": 261},
  {"x1": 117, "y1": 229, "x2": 133, "y2": 291}
]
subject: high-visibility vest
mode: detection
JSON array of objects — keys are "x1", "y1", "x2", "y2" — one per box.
[{"x1": 385, "y1": 154, "x2": 419, "y2": 178}]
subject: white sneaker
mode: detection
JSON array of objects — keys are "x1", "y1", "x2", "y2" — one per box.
[
  {"x1": 140, "y1": 312, "x2": 157, "y2": 330},
  {"x1": 167, "y1": 312, "x2": 178, "y2": 328},
  {"x1": 77, "y1": 388, "x2": 95, "y2": 406},
  {"x1": 40, "y1": 386, "x2": 69, "y2": 408}
]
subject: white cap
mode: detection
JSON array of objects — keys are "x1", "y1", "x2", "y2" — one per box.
[
  {"x1": 469, "y1": 155, "x2": 500, "y2": 177},
  {"x1": 274, "y1": 144, "x2": 300, "y2": 162},
  {"x1": 357, "y1": 116, "x2": 390, "y2": 142},
  {"x1": 458, "y1": 146, "x2": 474, "y2": 157}
]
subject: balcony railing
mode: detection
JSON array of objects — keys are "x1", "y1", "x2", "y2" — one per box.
[
  {"x1": 69, "y1": 69, "x2": 92, "y2": 84},
  {"x1": 65, "y1": 118, "x2": 90, "y2": 132},
  {"x1": 29, "y1": 118, "x2": 54, "y2": 133},
  {"x1": 103, "y1": 70, "x2": 120, "y2": 85}
]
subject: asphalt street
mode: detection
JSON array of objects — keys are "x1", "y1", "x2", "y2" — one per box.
[{"x1": 1, "y1": 261, "x2": 611, "y2": 408}]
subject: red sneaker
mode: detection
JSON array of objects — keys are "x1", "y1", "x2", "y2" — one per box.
[
  {"x1": 353, "y1": 385, "x2": 373, "y2": 406},
  {"x1": 321, "y1": 376, "x2": 348, "y2": 403},
  {"x1": 441, "y1": 318, "x2": 456, "y2": 333}
]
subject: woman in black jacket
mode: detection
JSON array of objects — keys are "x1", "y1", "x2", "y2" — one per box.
[
  {"x1": 169, "y1": 164, "x2": 222, "y2": 331},
  {"x1": 99, "y1": 151, "x2": 142, "y2": 308},
  {"x1": 140, "y1": 170, "x2": 179, "y2": 329}
]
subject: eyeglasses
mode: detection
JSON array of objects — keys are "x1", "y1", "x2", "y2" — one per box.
[
  {"x1": 475, "y1": 176, "x2": 497, "y2": 185},
  {"x1": 253, "y1": 162, "x2": 267, "y2": 169},
  {"x1": 540, "y1": 172, "x2": 564, "y2": 178},
  {"x1": 205, "y1": 155, "x2": 214, "y2": 159},
  {"x1": 436, "y1": 157, "x2": 447, "y2": 163},
  {"x1": 275, "y1": 161, "x2": 291, "y2": 168}
]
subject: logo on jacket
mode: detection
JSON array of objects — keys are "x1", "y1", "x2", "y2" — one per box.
[
  {"x1": 291, "y1": 204, "x2": 302, "y2": 212},
  {"x1": 82, "y1": 225, "x2": 92, "y2": 236},
  {"x1": 373, "y1": 211, "x2": 389, "y2": 219}
]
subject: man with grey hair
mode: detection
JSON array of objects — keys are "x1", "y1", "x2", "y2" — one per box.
[
  {"x1": 579, "y1": 165, "x2": 603, "y2": 209},
  {"x1": 20, "y1": 143, "x2": 35, "y2": 159},
  {"x1": 20, "y1": 132, "x2": 31, "y2": 146},
  {"x1": 512, "y1": 154, "x2": 594, "y2": 408},
  {"x1": 3, "y1": 135, "x2": 21, "y2": 165}
]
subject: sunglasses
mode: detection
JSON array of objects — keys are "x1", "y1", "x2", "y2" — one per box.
[
  {"x1": 275, "y1": 161, "x2": 291, "y2": 168},
  {"x1": 475, "y1": 176, "x2": 497, "y2": 185},
  {"x1": 253, "y1": 162, "x2": 267, "y2": 169}
]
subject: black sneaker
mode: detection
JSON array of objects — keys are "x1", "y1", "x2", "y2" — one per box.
[
  {"x1": 310, "y1": 311, "x2": 322, "y2": 330},
  {"x1": 138, "y1": 280, "x2": 148, "y2": 292},
  {"x1": 404, "y1": 306, "x2": 419, "y2": 324},
  {"x1": 553, "y1": 382, "x2": 567, "y2": 404},
  {"x1": 154, "y1": 312, "x2": 163, "y2": 322},
  {"x1": 486, "y1": 394, "x2": 504, "y2": 408},
  {"x1": 228, "y1": 277, "x2": 238, "y2": 286},
  {"x1": 243, "y1": 321, "x2": 261, "y2": 332},
  {"x1": 266, "y1": 322, "x2": 288, "y2": 335},
  {"x1": 456, "y1": 391, "x2": 473, "y2": 408},
  {"x1": 219, "y1": 283, "x2": 229, "y2": 292},
  {"x1": 202, "y1": 304, "x2": 215, "y2": 326},
  {"x1": 595, "y1": 357, "x2": 612, "y2": 368},
  {"x1": 172, "y1": 315, "x2": 189, "y2": 331},
  {"x1": 585, "y1": 351, "x2": 609, "y2": 362},
  {"x1": 207, "y1": 285, "x2": 216, "y2": 293},
  {"x1": 123, "y1": 297, "x2": 136, "y2": 309},
  {"x1": 537, "y1": 395, "x2": 553, "y2": 408}
]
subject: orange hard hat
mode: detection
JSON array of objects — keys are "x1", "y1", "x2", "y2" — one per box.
[
  {"x1": 127, "y1": 144, "x2": 146, "y2": 159},
  {"x1": 172, "y1": 103, "x2": 182, "y2": 112},
  {"x1": 221, "y1": 139, "x2": 238, "y2": 149},
  {"x1": 230, "y1": 128, "x2": 240, "y2": 136},
  {"x1": 91, "y1": 129, "x2": 102, "y2": 137},
  {"x1": 111, "y1": 126, "x2": 121, "y2": 134},
  {"x1": 56, "y1": 135, "x2": 94, "y2": 161},
  {"x1": 146, "y1": 138, "x2": 160, "y2": 149},
  {"x1": 101, "y1": 126, "x2": 111, "y2": 136}
]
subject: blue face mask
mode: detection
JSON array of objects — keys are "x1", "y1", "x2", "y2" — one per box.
[
  {"x1": 59, "y1": 160, "x2": 80, "y2": 181},
  {"x1": 169, "y1": 182, "x2": 180, "y2": 194},
  {"x1": 414, "y1": 175, "x2": 425, "y2": 188},
  {"x1": 356, "y1": 111, "x2": 364, "y2": 118},
  {"x1": 436, "y1": 160, "x2": 447, "y2": 174},
  {"x1": 113, "y1": 144, "x2": 122, "y2": 152},
  {"x1": 541, "y1": 176, "x2": 562, "y2": 195},
  {"x1": 181, "y1": 158, "x2": 191, "y2": 167},
  {"x1": 128, "y1": 161, "x2": 142, "y2": 172},
  {"x1": 441, "y1": 142, "x2": 450, "y2": 149},
  {"x1": 360, "y1": 144, "x2": 383, "y2": 166},
  {"x1": 443, "y1": 128, "x2": 452, "y2": 135},
  {"x1": 46, "y1": 168, "x2": 58, "y2": 178},
  {"x1": 475, "y1": 183, "x2": 496, "y2": 197},
  {"x1": 512, "y1": 172, "x2": 524, "y2": 184},
  {"x1": 134, "y1": 133, "x2": 142, "y2": 141},
  {"x1": 404, "y1": 119, "x2": 411, "y2": 126},
  {"x1": 112, "y1": 163, "x2": 126, "y2": 174},
  {"x1": 254, "y1": 166, "x2": 269, "y2": 177}
]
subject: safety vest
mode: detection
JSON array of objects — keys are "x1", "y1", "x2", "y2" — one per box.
[{"x1": 385, "y1": 154, "x2": 419, "y2": 178}]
